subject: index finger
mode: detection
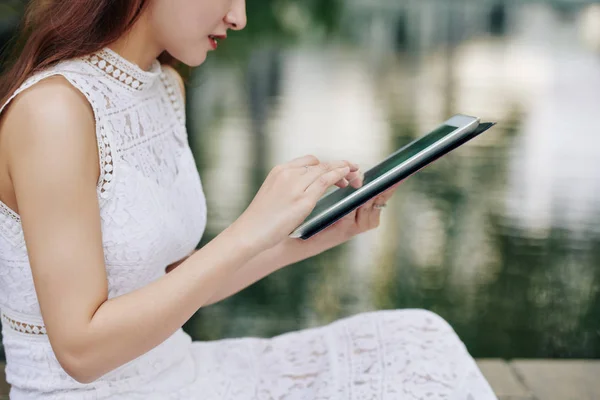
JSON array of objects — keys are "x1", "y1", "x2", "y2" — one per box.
[{"x1": 305, "y1": 166, "x2": 351, "y2": 200}]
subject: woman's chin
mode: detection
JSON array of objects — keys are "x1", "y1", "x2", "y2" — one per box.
[
  {"x1": 170, "y1": 47, "x2": 208, "y2": 68},
  {"x1": 191, "y1": 51, "x2": 208, "y2": 67}
]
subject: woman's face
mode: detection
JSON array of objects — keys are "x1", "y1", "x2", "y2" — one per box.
[{"x1": 148, "y1": 0, "x2": 247, "y2": 66}]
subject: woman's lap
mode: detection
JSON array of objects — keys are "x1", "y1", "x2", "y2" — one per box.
[{"x1": 186, "y1": 309, "x2": 497, "y2": 400}]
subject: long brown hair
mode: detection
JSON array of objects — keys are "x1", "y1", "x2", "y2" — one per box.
[{"x1": 0, "y1": 0, "x2": 185, "y2": 111}]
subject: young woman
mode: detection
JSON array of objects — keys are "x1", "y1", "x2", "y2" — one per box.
[{"x1": 0, "y1": 1, "x2": 497, "y2": 398}]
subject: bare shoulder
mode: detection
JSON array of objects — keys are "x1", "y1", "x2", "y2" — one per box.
[
  {"x1": 161, "y1": 65, "x2": 186, "y2": 101},
  {"x1": 0, "y1": 75, "x2": 100, "y2": 215},
  {"x1": 5, "y1": 74, "x2": 93, "y2": 118},
  {"x1": 2, "y1": 75, "x2": 97, "y2": 163}
]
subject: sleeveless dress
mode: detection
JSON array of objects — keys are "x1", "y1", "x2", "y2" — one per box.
[{"x1": 0, "y1": 47, "x2": 497, "y2": 400}]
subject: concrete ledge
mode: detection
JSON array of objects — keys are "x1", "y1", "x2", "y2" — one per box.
[
  {"x1": 475, "y1": 359, "x2": 600, "y2": 400},
  {"x1": 0, "y1": 363, "x2": 7, "y2": 399},
  {"x1": 476, "y1": 359, "x2": 534, "y2": 400},
  {"x1": 511, "y1": 359, "x2": 600, "y2": 400}
]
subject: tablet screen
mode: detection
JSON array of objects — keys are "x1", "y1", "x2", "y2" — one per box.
[{"x1": 305, "y1": 123, "x2": 459, "y2": 220}]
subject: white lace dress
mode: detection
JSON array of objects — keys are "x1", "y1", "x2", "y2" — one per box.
[{"x1": 0, "y1": 47, "x2": 497, "y2": 400}]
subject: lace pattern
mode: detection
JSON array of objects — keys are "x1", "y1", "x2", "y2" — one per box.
[
  {"x1": 0, "y1": 202, "x2": 22, "y2": 248},
  {"x1": 97, "y1": 121, "x2": 114, "y2": 199},
  {"x1": 84, "y1": 47, "x2": 161, "y2": 92},
  {"x1": 0, "y1": 200, "x2": 19, "y2": 223},
  {"x1": 159, "y1": 70, "x2": 185, "y2": 126},
  {"x1": 1, "y1": 312, "x2": 46, "y2": 335}
]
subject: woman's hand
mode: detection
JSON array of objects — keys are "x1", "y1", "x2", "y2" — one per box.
[
  {"x1": 166, "y1": 158, "x2": 360, "y2": 274},
  {"x1": 332, "y1": 164, "x2": 363, "y2": 189},
  {"x1": 229, "y1": 155, "x2": 360, "y2": 253},
  {"x1": 301, "y1": 178, "x2": 402, "y2": 249}
]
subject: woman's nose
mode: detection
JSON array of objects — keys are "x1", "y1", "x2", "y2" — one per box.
[{"x1": 225, "y1": 0, "x2": 247, "y2": 31}]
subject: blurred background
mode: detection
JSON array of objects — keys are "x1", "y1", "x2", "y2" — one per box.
[{"x1": 1, "y1": 0, "x2": 599, "y2": 361}]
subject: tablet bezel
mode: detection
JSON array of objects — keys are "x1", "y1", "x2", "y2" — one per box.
[{"x1": 289, "y1": 114, "x2": 480, "y2": 239}]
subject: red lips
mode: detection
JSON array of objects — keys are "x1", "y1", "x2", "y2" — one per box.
[{"x1": 208, "y1": 34, "x2": 227, "y2": 50}]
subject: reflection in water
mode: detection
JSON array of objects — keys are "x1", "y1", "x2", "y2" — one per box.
[
  {"x1": 185, "y1": 1, "x2": 600, "y2": 359},
  {"x1": 504, "y1": 51, "x2": 600, "y2": 236}
]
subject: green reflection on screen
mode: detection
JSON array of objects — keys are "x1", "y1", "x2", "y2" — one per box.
[{"x1": 306, "y1": 124, "x2": 459, "y2": 219}]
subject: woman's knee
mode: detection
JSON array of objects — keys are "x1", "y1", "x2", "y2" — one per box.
[
  {"x1": 405, "y1": 308, "x2": 455, "y2": 331},
  {"x1": 367, "y1": 308, "x2": 461, "y2": 341},
  {"x1": 340, "y1": 308, "x2": 459, "y2": 340}
]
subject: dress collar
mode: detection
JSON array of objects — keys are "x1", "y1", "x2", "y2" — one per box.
[{"x1": 84, "y1": 47, "x2": 162, "y2": 92}]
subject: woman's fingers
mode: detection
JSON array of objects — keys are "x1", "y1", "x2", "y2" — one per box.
[
  {"x1": 347, "y1": 170, "x2": 364, "y2": 189},
  {"x1": 286, "y1": 154, "x2": 321, "y2": 169},
  {"x1": 376, "y1": 184, "x2": 400, "y2": 205},
  {"x1": 335, "y1": 178, "x2": 350, "y2": 188},
  {"x1": 377, "y1": 181, "x2": 401, "y2": 199},
  {"x1": 334, "y1": 166, "x2": 363, "y2": 189},
  {"x1": 342, "y1": 160, "x2": 360, "y2": 172},
  {"x1": 355, "y1": 197, "x2": 376, "y2": 231},
  {"x1": 355, "y1": 203, "x2": 370, "y2": 231},
  {"x1": 368, "y1": 198, "x2": 382, "y2": 228},
  {"x1": 288, "y1": 156, "x2": 358, "y2": 172},
  {"x1": 298, "y1": 160, "x2": 352, "y2": 189},
  {"x1": 290, "y1": 159, "x2": 360, "y2": 190},
  {"x1": 305, "y1": 165, "x2": 351, "y2": 199},
  {"x1": 353, "y1": 193, "x2": 393, "y2": 232}
]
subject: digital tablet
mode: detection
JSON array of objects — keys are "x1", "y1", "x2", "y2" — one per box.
[{"x1": 289, "y1": 114, "x2": 496, "y2": 240}]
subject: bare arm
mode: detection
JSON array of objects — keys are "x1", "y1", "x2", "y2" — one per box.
[
  {"x1": 201, "y1": 234, "x2": 342, "y2": 306},
  {"x1": 4, "y1": 77, "x2": 259, "y2": 384},
  {"x1": 164, "y1": 235, "x2": 337, "y2": 308}
]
